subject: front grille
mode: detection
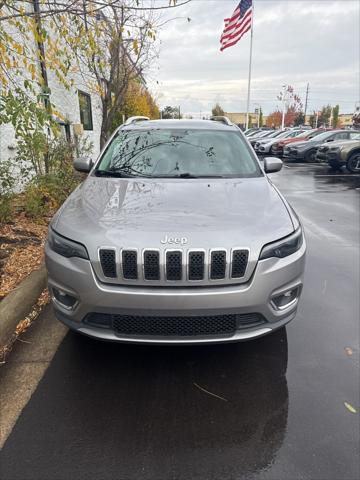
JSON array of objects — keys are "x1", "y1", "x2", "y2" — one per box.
[
  {"x1": 99, "y1": 249, "x2": 116, "y2": 278},
  {"x1": 122, "y1": 250, "x2": 138, "y2": 279},
  {"x1": 232, "y1": 250, "x2": 248, "y2": 278},
  {"x1": 144, "y1": 250, "x2": 160, "y2": 280},
  {"x1": 110, "y1": 313, "x2": 266, "y2": 337},
  {"x1": 189, "y1": 251, "x2": 205, "y2": 280},
  {"x1": 97, "y1": 247, "x2": 250, "y2": 285},
  {"x1": 210, "y1": 251, "x2": 226, "y2": 279}
]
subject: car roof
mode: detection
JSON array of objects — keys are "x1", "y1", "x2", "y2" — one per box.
[{"x1": 121, "y1": 119, "x2": 240, "y2": 132}]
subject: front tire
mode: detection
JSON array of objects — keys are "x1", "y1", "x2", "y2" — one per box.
[
  {"x1": 346, "y1": 152, "x2": 360, "y2": 173},
  {"x1": 305, "y1": 149, "x2": 316, "y2": 163}
]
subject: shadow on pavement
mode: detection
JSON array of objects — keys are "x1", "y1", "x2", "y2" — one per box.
[{"x1": 1, "y1": 328, "x2": 289, "y2": 480}]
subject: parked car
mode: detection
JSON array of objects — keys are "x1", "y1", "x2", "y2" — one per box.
[
  {"x1": 45, "y1": 116, "x2": 306, "y2": 344},
  {"x1": 316, "y1": 137, "x2": 360, "y2": 172},
  {"x1": 283, "y1": 130, "x2": 358, "y2": 162},
  {"x1": 248, "y1": 129, "x2": 281, "y2": 146},
  {"x1": 255, "y1": 129, "x2": 305, "y2": 155},
  {"x1": 271, "y1": 129, "x2": 326, "y2": 157}
]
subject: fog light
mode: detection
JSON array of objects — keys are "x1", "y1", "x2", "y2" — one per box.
[
  {"x1": 52, "y1": 287, "x2": 77, "y2": 310},
  {"x1": 271, "y1": 287, "x2": 299, "y2": 310}
]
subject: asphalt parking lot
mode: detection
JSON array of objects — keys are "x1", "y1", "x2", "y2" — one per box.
[{"x1": 0, "y1": 163, "x2": 359, "y2": 480}]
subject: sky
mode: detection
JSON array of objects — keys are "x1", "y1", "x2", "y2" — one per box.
[{"x1": 148, "y1": 0, "x2": 360, "y2": 117}]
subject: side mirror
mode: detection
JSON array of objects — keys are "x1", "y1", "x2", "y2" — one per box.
[
  {"x1": 264, "y1": 157, "x2": 283, "y2": 173},
  {"x1": 73, "y1": 156, "x2": 93, "y2": 173},
  {"x1": 326, "y1": 138, "x2": 334, "y2": 143}
]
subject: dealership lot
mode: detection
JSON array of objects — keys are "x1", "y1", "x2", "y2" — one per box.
[{"x1": 0, "y1": 163, "x2": 359, "y2": 480}]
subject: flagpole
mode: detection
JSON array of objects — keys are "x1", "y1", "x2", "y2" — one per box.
[{"x1": 245, "y1": 2, "x2": 254, "y2": 130}]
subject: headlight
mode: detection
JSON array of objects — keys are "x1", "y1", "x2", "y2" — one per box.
[
  {"x1": 47, "y1": 228, "x2": 89, "y2": 259},
  {"x1": 259, "y1": 228, "x2": 303, "y2": 260}
]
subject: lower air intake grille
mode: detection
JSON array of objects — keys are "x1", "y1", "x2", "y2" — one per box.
[
  {"x1": 144, "y1": 250, "x2": 160, "y2": 280},
  {"x1": 188, "y1": 251, "x2": 205, "y2": 280},
  {"x1": 113, "y1": 314, "x2": 236, "y2": 337},
  {"x1": 231, "y1": 250, "x2": 248, "y2": 278},
  {"x1": 99, "y1": 249, "x2": 116, "y2": 278},
  {"x1": 110, "y1": 313, "x2": 266, "y2": 337},
  {"x1": 122, "y1": 250, "x2": 138, "y2": 279}
]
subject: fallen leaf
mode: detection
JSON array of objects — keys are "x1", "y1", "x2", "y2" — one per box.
[
  {"x1": 193, "y1": 382, "x2": 228, "y2": 402},
  {"x1": 344, "y1": 402, "x2": 357, "y2": 414}
]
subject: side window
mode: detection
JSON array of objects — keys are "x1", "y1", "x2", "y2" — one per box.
[
  {"x1": 78, "y1": 91, "x2": 93, "y2": 131},
  {"x1": 349, "y1": 132, "x2": 360, "y2": 140},
  {"x1": 334, "y1": 132, "x2": 349, "y2": 140}
]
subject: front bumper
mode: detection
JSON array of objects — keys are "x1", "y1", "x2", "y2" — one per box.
[
  {"x1": 45, "y1": 241, "x2": 306, "y2": 344},
  {"x1": 283, "y1": 149, "x2": 306, "y2": 161}
]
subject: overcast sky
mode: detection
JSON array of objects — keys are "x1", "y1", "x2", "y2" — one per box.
[{"x1": 148, "y1": 0, "x2": 360, "y2": 117}]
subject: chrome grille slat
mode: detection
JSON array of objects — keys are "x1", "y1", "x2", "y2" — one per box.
[
  {"x1": 143, "y1": 250, "x2": 160, "y2": 280},
  {"x1": 210, "y1": 250, "x2": 226, "y2": 279},
  {"x1": 231, "y1": 250, "x2": 248, "y2": 278},
  {"x1": 99, "y1": 249, "x2": 117, "y2": 278},
  {"x1": 122, "y1": 250, "x2": 138, "y2": 279},
  {"x1": 166, "y1": 250, "x2": 182, "y2": 281},
  {"x1": 188, "y1": 251, "x2": 205, "y2": 280}
]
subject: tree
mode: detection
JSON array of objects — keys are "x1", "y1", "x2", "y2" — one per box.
[
  {"x1": 332, "y1": 104, "x2": 340, "y2": 128},
  {"x1": 318, "y1": 105, "x2": 332, "y2": 127},
  {"x1": 211, "y1": 103, "x2": 225, "y2": 117},
  {"x1": 111, "y1": 80, "x2": 159, "y2": 131},
  {"x1": 294, "y1": 111, "x2": 305, "y2": 126},
  {"x1": 276, "y1": 85, "x2": 303, "y2": 127},
  {"x1": 161, "y1": 106, "x2": 181, "y2": 119},
  {"x1": 0, "y1": 1, "x2": 190, "y2": 148},
  {"x1": 266, "y1": 110, "x2": 282, "y2": 128},
  {"x1": 259, "y1": 107, "x2": 263, "y2": 127}
]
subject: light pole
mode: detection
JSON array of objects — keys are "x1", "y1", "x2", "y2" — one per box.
[{"x1": 281, "y1": 84, "x2": 287, "y2": 130}]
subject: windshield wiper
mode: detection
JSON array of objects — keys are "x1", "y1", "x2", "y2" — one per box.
[
  {"x1": 94, "y1": 169, "x2": 138, "y2": 178},
  {"x1": 157, "y1": 173, "x2": 225, "y2": 178}
]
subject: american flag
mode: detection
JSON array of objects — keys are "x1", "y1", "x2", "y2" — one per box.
[{"x1": 220, "y1": 0, "x2": 253, "y2": 52}]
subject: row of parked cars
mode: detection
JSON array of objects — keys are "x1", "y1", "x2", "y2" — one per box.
[{"x1": 244, "y1": 127, "x2": 360, "y2": 173}]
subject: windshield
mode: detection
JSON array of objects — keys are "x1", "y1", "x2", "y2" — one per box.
[{"x1": 96, "y1": 129, "x2": 262, "y2": 178}]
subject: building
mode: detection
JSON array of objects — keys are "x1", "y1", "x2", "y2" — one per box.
[{"x1": 0, "y1": 3, "x2": 104, "y2": 170}]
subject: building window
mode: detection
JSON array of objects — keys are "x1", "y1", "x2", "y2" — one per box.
[{"x1": 78, "y1": 91, "x2": 93, "y2": 130}]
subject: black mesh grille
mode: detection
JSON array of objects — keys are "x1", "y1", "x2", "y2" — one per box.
[
  {"x1": 122, "y1": 250, "x2": 138, "y2": 279},
  {"x1": 210, "y1": 250, "x2": 226, "y2": 279},
  {"x1": 99, "y1": 249, "x2": 116, "y2": 278},
  {"x1": 188, "y1": 251, "x2": 205, "y2": 280},
  {"x1": 113, "y1": 314, "x2": 236, "y2": 337},
  {"x1": 231, "y1": 250, "x2": 248, "y2": 278},
  {"x1": 144, "y1": 250, "x2": 160, "y2": 280},
  {"x1": 166, "y1": 251, "x2": 182, "y2": 281}
]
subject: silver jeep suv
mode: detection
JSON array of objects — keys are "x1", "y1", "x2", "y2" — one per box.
[{"x1": 45, "y1": 117, "x2": 306, "y2": 344}]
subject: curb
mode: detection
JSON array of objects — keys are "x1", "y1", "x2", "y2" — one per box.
[{"x1": 0, "y1": 265, "x2": 47, "y2": 349}]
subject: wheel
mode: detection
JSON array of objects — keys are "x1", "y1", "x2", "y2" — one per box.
[
  {"x1": 346, "y1": 152, "x2": 360, "y2": 173},
  {"x1": 305, "y1": 149, "x2": 316, "y2": 163}
]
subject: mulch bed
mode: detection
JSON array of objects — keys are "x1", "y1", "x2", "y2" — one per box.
[{"x1": 0, "y1": 214, "x2": 49, "y2": 301}]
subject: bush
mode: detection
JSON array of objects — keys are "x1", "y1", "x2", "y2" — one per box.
[
  {"x1": 0, "y1": 194, "x2": 13, "y2": 223},
  {"x1": 23, "y1": 170, "x2": 80, "y2": 219},
  {"x1": 0, "y1": 158, "x2": 15, "y2": 224}
]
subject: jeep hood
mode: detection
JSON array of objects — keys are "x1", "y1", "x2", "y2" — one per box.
[{"x1": 52, "y1": 176, "x2": 294, "y2": 256}]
